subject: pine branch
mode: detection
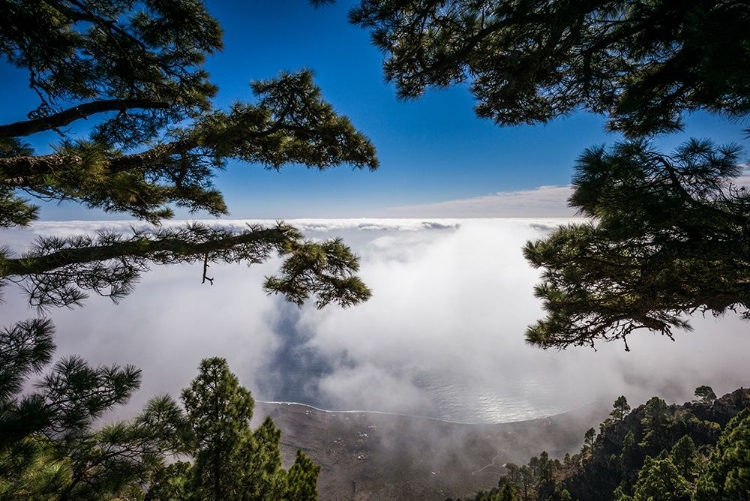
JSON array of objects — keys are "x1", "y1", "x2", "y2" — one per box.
[{"x1": 0, "y1": 99, "x2": 171, "y2": 138}]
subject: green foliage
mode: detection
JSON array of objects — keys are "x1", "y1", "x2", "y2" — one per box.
[
  {"x1": 286, "y1": 450, "x2": 321, "y2": 501},
  {"x1": 181, "y1": 357, "x2": 256, "y2": 500},
  {"x1": 145, "y1": 461, "x2": 192, "y2": 501},
  {"x1": 1, "y1": 330, "x2": 320, "y2": 500},
  {"x1": 495, "y1": 481, "x2": 522, "y2": 501},
  {"x1": 0, "y1": 222, "x2": 371, "y2": 310},
  {"x1": 0, "y1": 319, "x2": 184, "y2": 500},
  {"x1": 695, "y1": 386, "x2": 718, "y2": 403},
  {"x1": 0, "y1": 318, "x2": 54, "y2": 404},
  {"x1": 147, "y1": 357, "x2": 320, "y2": 501},
  {"x1": 632, "y1": 453, "x2": 692, "y2": 501},
  {"x1": 621, "y1": 431, "x2": 639, "y2": 480},
  {"x1": 582, "y1": 427, "x2": 596, "y2": 454},
  {"x1": 670, "y1": 435, "x2": 697, "y2": 479},
  {"x1": 639, "y1": 397, "x2": 670, "y2": 450},
  {"x1": 349, "y1": 0, "x2": 750, "y2": 136},
  {"x1": 459, "y1": 390, "x2": 750, "y2": 501},
  {"x1": 612, "y1": 396, "x2": 631, "y2": 422},
  {"x1": 1, "y1": 0, "x2": 377, "y2": 310},
  {"x1": 524, "y1": 139, "x2": 748, "y2": 349},
  {"x1": 694, "y1": 408, "x2": 750, "y2": 500}
]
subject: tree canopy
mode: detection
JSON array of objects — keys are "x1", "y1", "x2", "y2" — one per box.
[
  {"x1": 349, "y1": 0, "x2": 750, "y2": 136},
  {"x1": 1, "y1": 0, "x2": 378, "y2": 309},
  {"x1": 1, "y1": 332, "x2": 320, "y2": 500},
  {"x1": 148, "y1": 357, "x2": 319, "y2": 501},
  {"x1": 0, "y1": 318, "x2": 188, "y2": 500},
  {"x1": 523, "y1": 138, "x2": 749, "y2": 349}
]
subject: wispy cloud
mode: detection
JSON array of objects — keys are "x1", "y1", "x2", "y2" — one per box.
[
  {"x1": 383, "y1": 164, "x2": 750, "y2": 219},
  {"x1": 384, "y1": 186, "x2": 575, "y2": 218}
]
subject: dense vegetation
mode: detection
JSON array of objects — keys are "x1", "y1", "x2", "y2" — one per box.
[
  {"x1": 449, "y1": 387, "x2": 750, "y2": 501},
  {"x1": 0, "y1": 336, "x2": 318, "y2": 500}
]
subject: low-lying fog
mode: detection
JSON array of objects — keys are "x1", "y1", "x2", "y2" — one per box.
[{"x1": 3, "y1": 219, "x2": 749, "y2": 423}]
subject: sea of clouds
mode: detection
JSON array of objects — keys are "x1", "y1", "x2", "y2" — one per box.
[{"x1": 3, "y1": 218, "x2": 749, "y2": 423}]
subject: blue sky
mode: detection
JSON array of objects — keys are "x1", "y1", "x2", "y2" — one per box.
[{"x1": 2, "y1": 0, "x2": 747, "y2": 219}]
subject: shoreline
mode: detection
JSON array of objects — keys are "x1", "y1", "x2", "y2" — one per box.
[
  {"x1": 256, "y1": 399, "x2": 604, "y2": 426},
  {"x1": 252, "y1": 400, "x2": 611, "y2": 500}
]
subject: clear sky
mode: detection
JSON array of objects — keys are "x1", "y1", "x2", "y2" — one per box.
[{"x1": 1, "y1": 0, "x2": 747, "y2": 219}]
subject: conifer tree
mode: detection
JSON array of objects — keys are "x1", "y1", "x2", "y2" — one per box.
[
  {"x1": 243, "y1": 417, "x2": 288, "y2": 501},
  {"x1": 181, "y1": 357, "x2": 255, "y2": 500},
  {"x1": 670, "y1": 435, "x2": 697, "y2": 479},
  {"x1": 631, "y1": 453, "x2": 692, "y2": 501},
  {"x1": 582, "y1": 428, "x2": 596, "y2": 455},
  {"x1": 347, "y1": 0, "x2": 750, "y2": 136},
  {"x1": 286, "y1": 449, "x2": 321, "y2": 501},
  {"x1": 0, "y1": 319, "x2": 185, "y2": 500},
  {"x1": 695, "y1": 408, "x2": 750, "y2": 500},
  {"x1": 495, "y1": 482, "x2": 521, "y2": 501},
  {"x1": 523, "y1": 138, "x2": 748, "y2": 349},
  {"x1": 518, "y1": 465, "x2": 533, "y2": 501},
  {"x1": 611, "y1": 396, "x2": 631, "y2": 422},
  {"x1": 694, "y1": 386, "x2": 718, "y2": 403},
  {"x1": 1, "y1": 0, "x2": 377, "y2": 311},
  {"x1": 639, "y1": 397, "x2": 670, "y2": 451},
  {"x1": 621, "y1": 430, "x2": 640, "y2": 483},
  {"x1": 147, "y1": 357, "x2": 320, "y2": 501}
]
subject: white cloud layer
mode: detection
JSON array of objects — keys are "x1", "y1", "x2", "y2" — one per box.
[{"x1": 3, "y1": 218, "x2": 750, "y2": 423}]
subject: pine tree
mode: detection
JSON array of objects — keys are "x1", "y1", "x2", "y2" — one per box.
[
  {"x1": 518, "y1": 465, "x2": 534, "y2": 501},
  {"x1": 582, "y1": 428, "x2": 596, "y2": 455},
  {"x1": 0, "y1": 319, "x2": 184, "y2": 500},
  {"x1": 1, "y1": 0, "x2": 377, "y2": 311},
  {"x1": 181, "y1": 357, "x2": 255, "y2": 500},
  {"x1": 243, "y1": 417, "x2": 288, "y2": 501},
  {"x1": 639, "y1": 397, "x2": 671, "y2": 451},
  {"x1": 621, "y1": 430, "x2": 640, "y2": 484},
  {"x1": 631, "y1": 453, "x2": 692, "y2": 501},
  {"x1": 611, "y1": 396, "x2": 631, "y2": 422},
  {"x1": 670, "y1": 435, "x2": 697, "y2": 480},
  {"x1": 286, "y1": 449, "x2": 321, "y2": 501},
  {"x1": 524, "y1": 138, "x2": 748, "y2": 349},
  {"x1": 495, "y1": 482, "x2": 521, "y2": 501},
  {"x1": 694, "y1": 408, "x2": 750, "y2": 500},
  {"x1": 147, "y1": 357, "x2": 321, "y2": 501},
  {"x1": 694, "y1": 386, "x2": 718, "y2": 403},
  {"x1": 347, "y1": 0, "x2": 750, "y2": 136}
]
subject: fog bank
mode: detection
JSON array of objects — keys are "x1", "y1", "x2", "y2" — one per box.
[{"x1": 3, "y1": 219, "x2": 749, "y2": 423}]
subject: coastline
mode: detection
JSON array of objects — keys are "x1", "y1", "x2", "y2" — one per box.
[
  {"x1": 252, "y1": 400, "x2": 611, "y2": 500},
  {"x1": 255, "y1": 399, "x2": 603, "y2": 426}
]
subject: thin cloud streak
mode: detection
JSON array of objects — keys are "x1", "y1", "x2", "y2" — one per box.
[
  {"x1": 382, "y1": 165, "x2": 749, "y2": 219},
  {"x1": 385, "y1": 185, "x2": 575, "y2": 217}
]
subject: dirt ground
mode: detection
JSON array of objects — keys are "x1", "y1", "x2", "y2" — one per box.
[{"x1": 252, "y1": 402, "x2": 610, "y2": 501}]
